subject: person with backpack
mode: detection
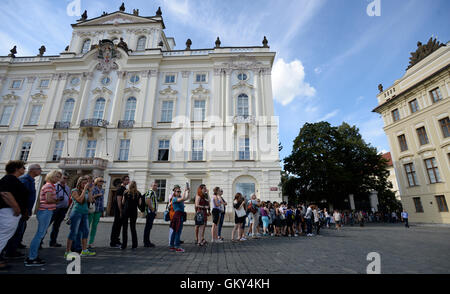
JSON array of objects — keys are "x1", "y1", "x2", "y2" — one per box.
[
  {"x1": 143, "y1": 181, "x2": 158, "y2": 248},
  {"x1": 260, "y1": 202, "x2": 270, "y2": 236},
  {"x1": 120, "y1": 181, "x2": 141, "y2": 250},
  {"x1": 273, "y1": 202, "x2": 282, "y2": 237},
  {"x1": 87, "y1": 177, "x2": 105, "y2": 249},
  {"x1": 285, "y1": 205, "x2": 296, "y2": 237}
]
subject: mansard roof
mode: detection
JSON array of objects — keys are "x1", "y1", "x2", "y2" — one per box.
[{"x1": 72, "y1": 11, "x2": 165, "y2": 29}]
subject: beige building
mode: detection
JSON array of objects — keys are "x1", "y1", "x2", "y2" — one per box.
[
  {"x1": 382, "y1": 152, "x2": 400, "y2": 201},
  {"x1": 373, "y1": 39, "x2": 450, "y2": 224}
]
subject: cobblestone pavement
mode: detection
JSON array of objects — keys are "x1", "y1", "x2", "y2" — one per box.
[{"x1": 2, "y1": 218, "x2": 450, "y2": 274}]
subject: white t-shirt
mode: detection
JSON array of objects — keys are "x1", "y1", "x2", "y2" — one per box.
[{"x1": 333, "y1": 212, "x2": 341, "y2": 221}]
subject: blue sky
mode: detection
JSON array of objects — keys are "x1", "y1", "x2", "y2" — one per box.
[{"x1": 1, "y1": 0, "x2": 449, "y2": 163}]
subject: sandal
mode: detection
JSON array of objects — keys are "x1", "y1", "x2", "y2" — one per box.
[{"x1": 200, "y1": 239, "x2": 207, "y2": 246}]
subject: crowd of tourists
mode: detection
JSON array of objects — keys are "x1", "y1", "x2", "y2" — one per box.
[{"x1": 0, "y1": 160, "x2": 410, "y2": 270}]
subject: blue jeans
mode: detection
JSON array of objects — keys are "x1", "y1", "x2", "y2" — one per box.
[
  {"x1": 68, "y1": 211, "x2": 89, "y2": 241},
  {"x1": 28, "y1": 209, "x2": 54, "y2": 260},
  {"x1": 169, "y1": 221, "x2": 183, "y2": 248},
  {"x1": 306, "y1": 218, "x2": 313, "y2": 234}
]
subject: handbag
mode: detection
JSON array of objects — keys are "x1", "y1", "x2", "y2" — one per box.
[
  {"x1": 235, "y1": 206, "x2": 246, "y2": 218},
  {"x1": 164, "y1": 202, "x2": 170, "y2": 221},
  {"x1": 195, "y1": 211, "x2": 204, "y2": 226},
  {"x1": 182, "y1": 211, "x2": 187, "y2": 223},
  {"x1": 88, "y1": 202, "x2": 96, "y2": 214}
]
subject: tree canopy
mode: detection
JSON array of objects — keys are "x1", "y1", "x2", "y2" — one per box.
[{"x1": 283, "y1": 122, "x2": 399, "y2": 210}]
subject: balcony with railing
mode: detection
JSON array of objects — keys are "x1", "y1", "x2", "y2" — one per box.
[
  {"x1": 118, "y1": 120, "x2": 135, "y2": 129},
  {"x1": 58, "y1": 157, "x2": 108, "y2": 170},
  {"x1": 80, "y1": 119, "x2": 109, "y2": 128},
  {"x1": 53, "y1": 121, "x2": 70, "y2": 129}
]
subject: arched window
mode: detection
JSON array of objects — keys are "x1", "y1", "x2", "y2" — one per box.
[
  {"x1": 136, "y1": 36, "x2": 146, "y2": 51},
  {"x1": 81, "y1": 39, "x2": 91, "y2": 54},
  {"x1": 124, "y1": 97, "x2": 136, "y2": 120},
  {"x1": 237, "y1": 94, "x2": 249, "y2": 117},
  {"x1": 61, "y1": 98, "x2": 75, "y2": 122},
  {"x1": 93, "y1": 98, "x2": 105, "y2": 119}
]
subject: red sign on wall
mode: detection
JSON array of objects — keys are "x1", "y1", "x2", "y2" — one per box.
[{"x1": 270, "y1": 187, "x2": 278, "y2": 191}]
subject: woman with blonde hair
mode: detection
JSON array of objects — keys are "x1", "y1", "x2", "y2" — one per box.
[
  {"x1": 25, "y1": 170, "x2": 62, "y2": 266},
  {"x1": 121, "y1": 181, "x2": 142, "y2": 250},
  {"x1": 64, "y1": 176, "x2": 96, "y2": 258}
]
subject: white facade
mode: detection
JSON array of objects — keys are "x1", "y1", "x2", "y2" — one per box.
[{"x1": 0, "y1": 8, "x2": 282, "y2": 214}]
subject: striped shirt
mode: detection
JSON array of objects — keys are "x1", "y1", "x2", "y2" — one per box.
[{"x1": 39, "y1": 183, "x2": 57, "y2": 211}]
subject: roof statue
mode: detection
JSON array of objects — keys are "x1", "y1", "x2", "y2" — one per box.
[
  {"x1": 8, "y1": 45, "x2": 17, "y2": 58},
  {"x1": 407, "y1": 37, "x2": 445, "y2": 70},
  {"x1": 119, "y1": 3, "x2": 125, "y2": 12},
  {"x1": 102, "y1": 11, "x2": 108, "y2": 16},
  {"x1": 378, "y1": 84, "x2": 383, "y2": 93},
  {"x1": 156, "y1": 7, "x2": 162, "y2": 16},
  {"x1": 38, "y1": 45, "x2": 46, "y2": 57},
  {"x1": 262, "y1": 36, "x2": 269, "y2": 48},
  {"x1": 133, "y1": 9, "x2": 139, "y2": 16},
  {"x1": 65, "y1": 45, "x2": 69, "y2": 51},
  {"x1": 186, "y1": 39, "x2": 192, "y2": 50},
  {"x1": 215, "y1": 37, "x2": 221, "y2": 48},
  {"x1": 117, "y1": 37, "x2": 130, "y2": 53},
  {"x1": 158, "y1": 41, "x2": 164, "y2": 47},
  {"x1": 78, "y1": 10, "x2": 87, "y2": 22}
]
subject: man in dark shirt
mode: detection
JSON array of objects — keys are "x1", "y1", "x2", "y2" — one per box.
[
  {"x1": 4, "y1": 164, "x2": 41, "y2": 258},
  {"x1": 0, "y1": 161, "x2": 27, "y2": 269},
  {"x1": 110, "y1": 175, "x2": 129, "y2": 248}
]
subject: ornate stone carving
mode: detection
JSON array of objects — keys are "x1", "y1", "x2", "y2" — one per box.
[
  {"x1": 213, "y1": 68, "x2": 223, "y2": 76},
  {"x1": 52, "y1": 73, "x2": 69, "y2": 81},
  {"x1": 160, "y1": 86, "x2": 178, "y2": 96},
  {"x1": 124, "y1": 86, "x2": 141, "y2": 94},
  {"x1": 2, "y1": 93, "x2": 20, "y2": 103},
  {"x1": 407, "y1": 38, "x2": 445, "y2": 70},
  {"x1": 182, "y1": 71, "x2": 191, "y2": 78},
  {"x1": 133, "y1": 9, "x2": 139, "y2": 16},
  {"x1": 192, "y1": 84, "x2": 210, "y2": 95},
  {"x1": 92, "y1": 87, "x2": 113, "y2": 96},
  {"x1": 142, "y1": 70, "x2": 158, "y2": 78},
  {"x1": 31, "y1": 92, "x2": 47, "y2": 103},
  {"x1": 63, "y1": 88, "x2": 80, "y2": 96},
  {"x1": 117, "y1": 37, "x2": 130, "y2": 53},
  {"x1": 82, "y1": 72, "x2": 94, "y2": 81},
  {"x1": 96, "y1": 40, "x2": 119, "y2": 74},
  {"x1": 232, "y1": 81, "x2": 254, "y2": 90},
  {"x1": 116, "y1": 71, "x2": 128, "y2": 79}
]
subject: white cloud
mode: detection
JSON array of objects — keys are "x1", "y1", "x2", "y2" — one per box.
[
  {"x1": 272, "y1": 58, "x2": 316, "y2": 106},
  {"x1": 316, "y1": 109, "x2": 340, "y2": 122},
  {"x1": 314, "y1": 67, "x2": 322, "y2": 74}
]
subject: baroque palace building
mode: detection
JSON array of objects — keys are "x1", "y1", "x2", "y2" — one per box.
[
  {"x1": 0, "y1": 5, "x2": 282, "y2": 216},
  {"x1": 373, "y1": 39, "x2": 450, "y2": 224}
]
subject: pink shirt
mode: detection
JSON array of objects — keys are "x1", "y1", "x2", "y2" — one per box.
[{"x1": 39, "y1": 183, "x2": 57, "y2": 211}]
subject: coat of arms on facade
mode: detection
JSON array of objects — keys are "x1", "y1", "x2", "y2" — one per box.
[{"x1": 96, "y1": 39, "x2": 120, "y2": 73}]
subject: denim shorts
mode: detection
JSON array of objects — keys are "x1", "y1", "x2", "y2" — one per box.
[{"x1": 68, "y1": 211, "x2": 89, "y2": 241}]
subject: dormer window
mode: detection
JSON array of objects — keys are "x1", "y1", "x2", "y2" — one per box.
[{"x1": 81, "y1": 39, "x2": 91, "y2": 54}]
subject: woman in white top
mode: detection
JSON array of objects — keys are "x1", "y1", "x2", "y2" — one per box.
[{"x1": 333, "y1": 210, "x2": 342, "y2": 230}]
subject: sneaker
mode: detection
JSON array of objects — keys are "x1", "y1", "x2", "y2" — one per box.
[
  {"x1": 81, "y1": 249, "x2": 96, "y2": 257},
  {"x1": 271, "y1": 233, "x2": 274, "y2": 236},
  {"x1": 169, "y1": 247, "x2": 176, "y2": 252},
  {"x1": 175, "y1": 248, "x2": 185, "y2": 253},
  {"x1": 215, "y1": 239, "x2": 224, "y2": 243},
  {"x1": 24, "y1": 257, "x2": 46, "y2": 267},
  {"x1": 64, "y1": 251, "x2": 72, "y2": 259},
  {"x1": 110, "y1": 244, "x2": 121, "y2": 248},
  {"x1": 239, "y1": 237, "x2": 247, "y2": 241},
  {"x1": 87, "y1": 244, "x2": 95, "y2": 249},
  {"x1": 295, "y1": 234, "x2": 299, "y2": 237}
]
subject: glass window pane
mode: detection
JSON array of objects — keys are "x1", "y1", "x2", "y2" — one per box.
[
  {"x1": 0, "y1": 106, "x2": 13, "y2": 125},
  {"x1": 28, "y1": 105, "x2": 42, "y2": 125}
]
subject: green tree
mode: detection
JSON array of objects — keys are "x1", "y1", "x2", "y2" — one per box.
[{"x1": 283, "y1": 121, "x2": 395, "y2": 209}]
